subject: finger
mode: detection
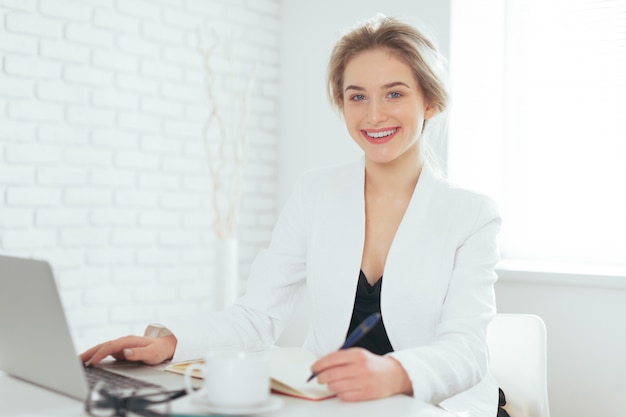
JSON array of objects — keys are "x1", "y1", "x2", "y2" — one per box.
[
  {"x1": 312, "y1": 350, "x2": 350, "y2": 373},
  {"x1": 81, "y1": 343, "x2": 118, "y2": 366},
  {"x1": 314, "y1": 359, "x2": 358, "y2": 385},
  {"x1": 82, "y1": 347, "x2": 110, "y2": 367},
  {"x1": 122, "y1": 345, "x2": 163, "y2": 365},
  {"x1": 81, "y1": 336, "x2": 149, "y2": 366},
  {"x1": 323, "y1": 372, "x2": 373, "y2": 402},
  {"x1": 324, "y1": 369, "x2": 382, "y2": 402},
  {"x1": 118, "y1": 335, "x2": 177, "y2": 365},
  {"x1": 312, "y1": 348, "x2": 367, "y2": 376},
  {"x1": 80, "y1": 344, "x2": 104, "y2": 364}
]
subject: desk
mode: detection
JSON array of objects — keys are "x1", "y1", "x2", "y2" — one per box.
[{"x1": 1, "y1": 370, "x2": 456, "y2": 417}]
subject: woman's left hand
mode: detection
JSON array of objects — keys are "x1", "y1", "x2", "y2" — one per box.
[{"x1": 311, "y1": 348, "x2": 413, "y2": 401}]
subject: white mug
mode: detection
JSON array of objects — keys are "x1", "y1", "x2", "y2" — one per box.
[{"x1": 183, "y1": 350, "x2": 270, "y2": 408}]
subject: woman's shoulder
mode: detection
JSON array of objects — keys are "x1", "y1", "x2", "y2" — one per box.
[
  {"x1": 437, "y1": 176, "x2": 495, "y2": 205},
  {"x1": 426, "y1": 166, "x2": 500, "y2": 218},
  {"x1": 299, "y1": 158, "x2": 363, "y2": 187}
]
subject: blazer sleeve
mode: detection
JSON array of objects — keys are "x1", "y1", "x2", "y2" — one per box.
[
  {"x1": 169, "y1": 177, "x2": 309, "y2": 361},
  {"x1": 388, "y1": 196, "x2": 501, "y2": 404}
]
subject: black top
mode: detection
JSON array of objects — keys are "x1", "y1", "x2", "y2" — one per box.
[{"x1": 345, "y1": 270, "x2": 394, "y2": 355}]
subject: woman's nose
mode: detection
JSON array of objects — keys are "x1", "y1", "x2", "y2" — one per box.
[{"x1": 367, "y1": 100, "x2": 388, "y2": 124}]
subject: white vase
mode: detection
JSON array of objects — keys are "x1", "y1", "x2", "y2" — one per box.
[{"x1": 215, "y1": 237, "x2": 239, "y2": 310}]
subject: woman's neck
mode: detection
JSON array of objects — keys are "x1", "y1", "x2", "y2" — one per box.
[{"x1": 365, "y1": 149, "x2": 424, "y2": 197}]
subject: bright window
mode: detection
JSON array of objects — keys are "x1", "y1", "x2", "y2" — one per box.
[{"x1": 449, "y1": 0, "x2": 626, "y2": 271}]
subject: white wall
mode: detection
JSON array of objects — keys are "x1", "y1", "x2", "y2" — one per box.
[
  {"x1": 0, "y1": 0, "x2": 281, "y2": 350},
  {"x1": 279, "y1": 0, "x2": 451, "y2": 205}
]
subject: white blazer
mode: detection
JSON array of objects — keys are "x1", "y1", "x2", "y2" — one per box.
[{"x1": 170, "y1": 157, "x2": 501, "y2": 416}]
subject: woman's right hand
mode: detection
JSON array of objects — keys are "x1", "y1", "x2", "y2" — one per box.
[{"x1": 79, "y1": 333, "x2": 177, "y2": 367}]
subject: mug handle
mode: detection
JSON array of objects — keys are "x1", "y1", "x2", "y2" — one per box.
[{"x1": 183, "y1": 362, "x2": 205, "y2": 396}]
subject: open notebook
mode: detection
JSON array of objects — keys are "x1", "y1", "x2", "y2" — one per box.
[{"x1": 165, "y1": 347, "x2": 335, "y2": 401}]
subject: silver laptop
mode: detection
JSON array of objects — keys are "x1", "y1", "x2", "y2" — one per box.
[{"x1": 0, "y1": 254, "x2": 183, "y2": 400}]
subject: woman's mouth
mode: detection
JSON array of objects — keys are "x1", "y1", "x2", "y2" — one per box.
[{"x1": 361, "y1": 128, "x2": 399, "y2": 144}]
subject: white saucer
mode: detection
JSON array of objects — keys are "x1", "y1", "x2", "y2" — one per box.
[{"x1": 190, "y1": 396, "x2": 283, "y2": 415}]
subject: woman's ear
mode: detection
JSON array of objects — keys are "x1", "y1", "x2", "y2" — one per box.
[{"x1": 424, "y1": 102, "x2": 438, "y2": 120}]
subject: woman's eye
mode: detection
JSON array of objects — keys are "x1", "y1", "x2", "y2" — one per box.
[
  {"x1": 388, "y1": 91, "x2": 402, "y2": 98},
  {"x1": 350, "y1": 94, "x2": 366, "y2": 101}
]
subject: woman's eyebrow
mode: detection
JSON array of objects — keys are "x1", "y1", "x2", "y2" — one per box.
[
  {"x1": 344, "y1": 81, "x2": 411, "y2": 93},
  {"x1": 382, "y1": 81, "x2": 410, "y2": 89},
  {"x1": 344, "y1": 85, "x2": 364, "y2": 92}
]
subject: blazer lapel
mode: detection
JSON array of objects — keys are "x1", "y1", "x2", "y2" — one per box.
[
  {"x1": 381, "y1": 162, "x2": 442, "y2": 348},
  {"x1": 306, "y1": 158, "x2": 366, "y2": 353}
]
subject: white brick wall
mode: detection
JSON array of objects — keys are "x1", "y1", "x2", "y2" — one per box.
[{"x1": 0, "y1": 0, "x2": 281, "y2": 350}]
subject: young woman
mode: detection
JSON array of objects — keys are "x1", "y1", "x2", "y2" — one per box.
[{"x1": 81, "y1": 15, "x2": 502, "y2": 416}]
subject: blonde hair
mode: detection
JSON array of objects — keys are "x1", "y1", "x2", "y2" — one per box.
[
  {"x1": 327, "y1": 15, "x2": 448, "y2": 112},
  {"x1": 326, "y1": 15, "x2": 449, "y2": 171}
]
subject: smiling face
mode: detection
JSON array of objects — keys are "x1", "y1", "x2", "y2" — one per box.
[{"x1": 342, "y1": 48, "x2": 436, "y2": 166}]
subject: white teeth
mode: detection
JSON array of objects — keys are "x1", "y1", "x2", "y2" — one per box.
[{"x1": 366, "y1": 128, "x2": 397, "y2": 138}]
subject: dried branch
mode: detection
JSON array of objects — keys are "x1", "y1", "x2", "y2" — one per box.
[{"x1": 197, "y1": 28, "x2": 256, "y2": 239}]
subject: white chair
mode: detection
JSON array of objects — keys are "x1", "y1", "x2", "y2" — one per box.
[{"x1": 487, "y1": 314, "x2": 550, "y2": 417}]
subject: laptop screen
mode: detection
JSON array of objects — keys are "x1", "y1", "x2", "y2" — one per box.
[{"x1": 0, "y1": 255, "x2": 89, "y2": 399}]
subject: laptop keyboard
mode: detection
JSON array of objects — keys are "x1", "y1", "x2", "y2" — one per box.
[{"x1": 85, "y1": 366, "x2": 161, "y2": 391}]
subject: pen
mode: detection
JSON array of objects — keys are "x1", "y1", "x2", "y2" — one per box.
[{"x1": 306, "y1": 312, "x2": 382, "y2": 382}]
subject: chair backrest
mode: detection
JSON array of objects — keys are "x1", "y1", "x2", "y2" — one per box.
[{"x1": 487, "y1": 314, "x2": 550, "y2": 417}]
